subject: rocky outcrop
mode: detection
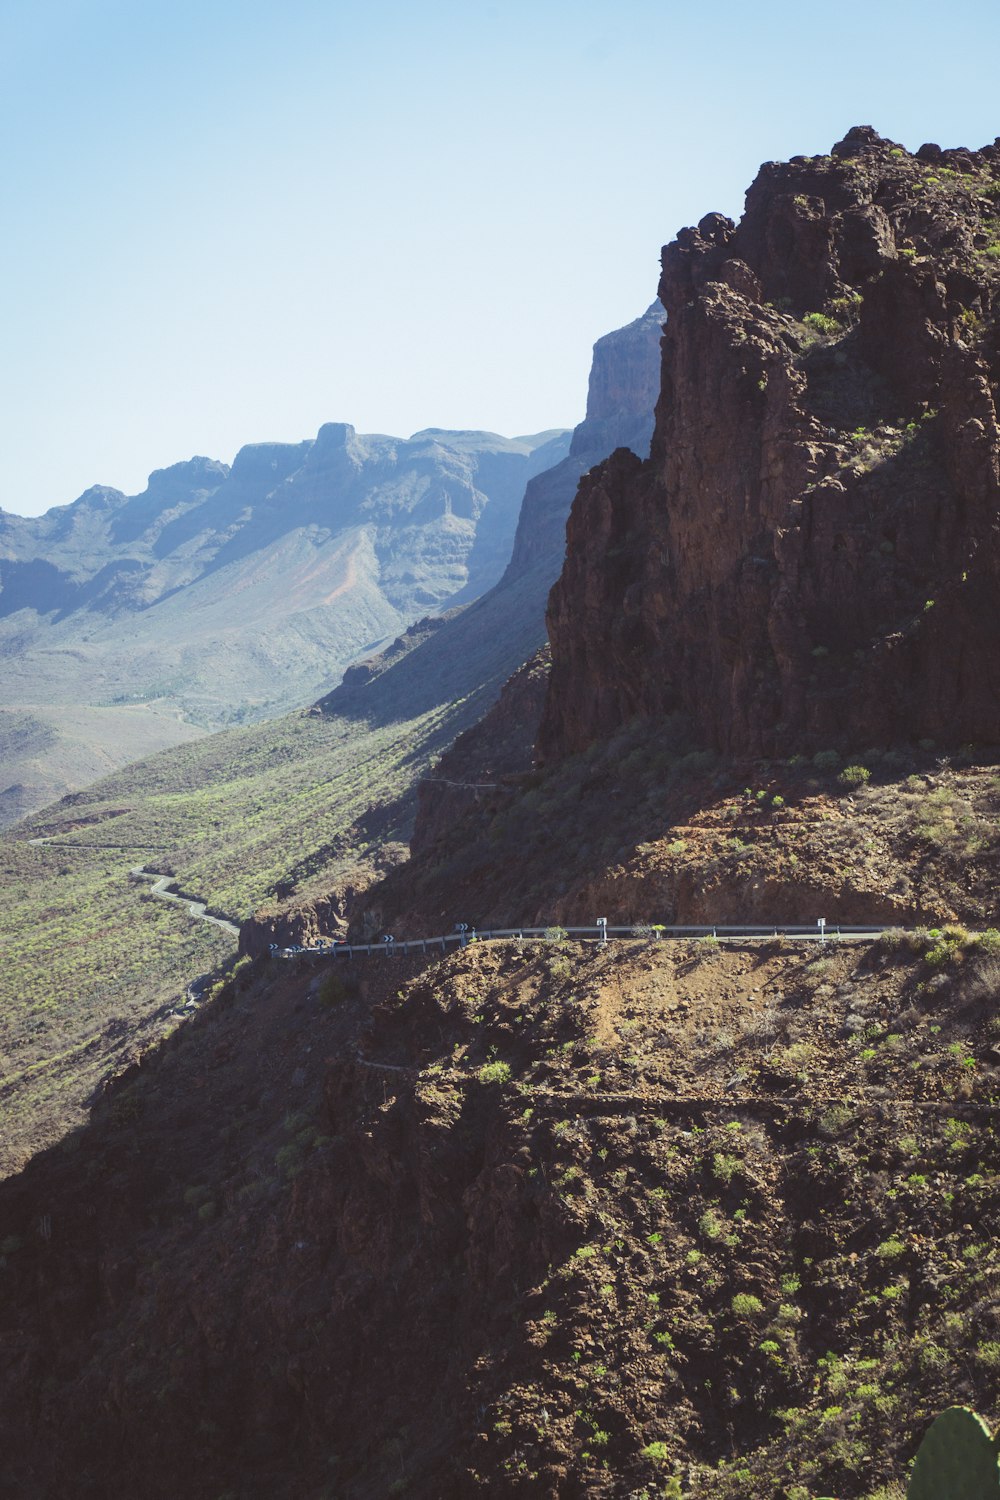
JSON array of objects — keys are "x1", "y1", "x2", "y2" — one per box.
[
  {"x1": 379, "y1": 305, "x2": 664, "y2": 864},
  {"x1": 569, "y1": 301, "x2": 665, "y2": 460},
  {"x1": 504, "y1": 302, "x2": 663, "y2": 585},
  {"x1": 540, "y1": 129, "x2": 1000, "y2": 761}
]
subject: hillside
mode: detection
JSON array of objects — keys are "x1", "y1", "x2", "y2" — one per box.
[
  {"x1": 6, "y1": 129, "x2": 1000, "y2": 1497},
  {"x1": 0, "y1": 306, "x2": 662, "y2": 1177},
  {"x1": 0, "y1": 423, "x2": 568, "y2": 823},
  {"x1": 2, "y1": 905, "x2": 999, "y2": 1497}
]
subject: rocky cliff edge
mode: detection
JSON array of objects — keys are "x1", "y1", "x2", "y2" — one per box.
[{"x1": 540, "y1": 128, "x2": 1000, "y2": 761}]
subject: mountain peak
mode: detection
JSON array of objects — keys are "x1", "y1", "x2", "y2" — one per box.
[{"x1": 144, "y1": 456, "x2": 229, "y2": 496}]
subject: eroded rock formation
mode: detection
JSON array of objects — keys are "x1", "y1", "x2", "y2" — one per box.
[{"x1": 540, "y1": 128, "x2": 1000, "y2": 761}]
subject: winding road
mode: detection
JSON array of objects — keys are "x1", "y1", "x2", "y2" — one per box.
[
  {"x1": 24, "y1": 833, "x2": 905, "y2": 963},
  {"x1": 27, "y1": 833, "x2": 241, "y2": 940},
  {"x1": 129, "y1": 867, "x2": 241, "y2": 938}
]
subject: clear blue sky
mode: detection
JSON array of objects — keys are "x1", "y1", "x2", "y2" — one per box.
[{"x1": 3, "y1": 0, "x2": 1000, "y2": 516}]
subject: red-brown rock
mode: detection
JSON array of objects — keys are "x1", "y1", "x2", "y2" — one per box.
[{"x1": 540, "y1": 129, "x2": 1000, "y2": 761}]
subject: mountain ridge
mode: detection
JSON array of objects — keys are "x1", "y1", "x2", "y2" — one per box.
[
  {"x1": 0, "y1": 422, "x2": 570, "y2": 823},
  {"x1": 4, "y1": 135, "x2": 1000, "y2": 1500}
]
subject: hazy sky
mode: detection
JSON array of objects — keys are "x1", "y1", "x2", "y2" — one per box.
[{"x1": 4, "y1": 0, "x2": 1000, "y2": 516}]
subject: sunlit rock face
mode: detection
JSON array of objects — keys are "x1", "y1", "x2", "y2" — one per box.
[{"x1": 541, "y1": 128, "x2": 1000, "y2": 761}]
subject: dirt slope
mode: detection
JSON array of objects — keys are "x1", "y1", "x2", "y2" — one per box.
[{"x1": 1, "y1": 928, "x2": 999, "y2": 1497}]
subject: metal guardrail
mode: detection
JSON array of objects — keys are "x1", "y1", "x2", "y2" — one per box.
[{"x1": 269, "y1": 918, "x2": 890, "y2": 961}]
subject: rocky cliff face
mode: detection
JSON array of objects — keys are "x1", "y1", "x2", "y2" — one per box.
[
  {"x1": 399, "y1": 305, "x2": 664, "y2": 858},
  {"x1": 504, "y1": 302, "x2": 663, "y2": 586},
  {"x1": 569, "y1": 301, "x2": 665, "y2": 461},
  {"x1": 540, "y1": 129, "x2": 1000, "y2": 762}
]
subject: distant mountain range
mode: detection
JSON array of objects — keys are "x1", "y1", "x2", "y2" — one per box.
[{"x1": 0, "y1": 424, "x2": 569, "y2": 823}]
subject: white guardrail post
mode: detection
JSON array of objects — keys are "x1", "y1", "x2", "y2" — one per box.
[{"x1": 597, "y1": 917, "x2": 608, "y2": 947}]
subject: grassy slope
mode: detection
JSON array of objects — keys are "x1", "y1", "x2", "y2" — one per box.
[
  {"x1": 0, "y1": 701, "x2": 206, "y2": 829},
  {"x1": 0, "y1": 701, "x2": 460, "y2": 1176},
  {"x1": 0, "y1": 554, "x2": 560, "y2": 1174}
]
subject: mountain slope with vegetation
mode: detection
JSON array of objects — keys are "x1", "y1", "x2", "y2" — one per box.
[
  {"x1": 0, "y1": 424, "x2": 568, "y2": 823},
  {"x1": 7, "y1": 130, "x2": 1000, "y2": 1498},
  {"x1": 2, "y1": 912, "x2": 999, "y2": 1498},
  {"x1": 0, "y1": 307, "x2": 662, "y2": 1176}
]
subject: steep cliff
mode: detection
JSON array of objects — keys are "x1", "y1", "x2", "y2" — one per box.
[
  {"x1": 403, "y1": 304, "x2": 663, "y2": 855},
  {"x1": 504, "y1": 302, "x2": 663, "y2": 585},
  {"x1": 540, "y1": 129, "x2": 1000, "y2": 762}
]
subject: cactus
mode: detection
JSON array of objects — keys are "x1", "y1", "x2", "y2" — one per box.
[{"x1": 907, "y1": 1406, "x2": 1000, "y2": 1499}]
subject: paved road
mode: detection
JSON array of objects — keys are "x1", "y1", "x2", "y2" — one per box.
[
  {"x1": 26, "y1": 831, "x2": 241, "y2": 939},
  {"x1": 130, "y1": 866, "x2": 241, "y2": 938},
  {"x1": 271, "y1": 920, "x2": 894, "y2": 961}
]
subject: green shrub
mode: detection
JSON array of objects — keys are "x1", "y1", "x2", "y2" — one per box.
[
  {"x1": 731, "y1": 1292, "x2": 765, "y2": 1317},
  {"x1": 812, "y1": 749, "x2": 840, "y2": 771},
  {"x1": 839, "y1": 764, "x2": 871, "y2": 788},
  {"x1": 803, "y1": 311, "x2": 842, "y2": 336},
  {"x1": 699, "y1": 1208, "x2": 726, "y2": 1241},
  {"x1": 478, "y1": 1060, "x2": 512, "y2": 1085},
  {"x1": 712, "y1": 1152, "x2": 741, "y2": 1184}
]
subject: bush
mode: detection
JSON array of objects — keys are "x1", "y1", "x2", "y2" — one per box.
[
  {"x1": 731, "y1": 1292, "x2": 765, "y2": 1316},
  {"x1": 478, "y1": 1060, "x2": 512, "y2": 1085},
  {"x1": 544, "y1": 926, "x2": 568, "y2": 945},
  {"x1": 712, "y1": 1152, "x2": 741, "y2": 1184},
  {"x1": 803, "y1": 310, "x2": 841, "y2": 336},
  {"x1": 812, "y1": 749, "x2": 840, "y2": 771},
  {"x1": 839, "y1": 764, "x2": 871, "y2": 788}
]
